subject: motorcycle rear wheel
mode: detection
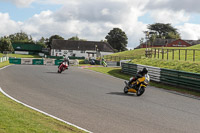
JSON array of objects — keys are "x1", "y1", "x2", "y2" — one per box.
[{"x1": 136, "y1": 87, "x2": 145, "y2": 96}]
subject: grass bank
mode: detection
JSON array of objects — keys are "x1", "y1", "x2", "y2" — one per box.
[
  {"x1": 130, "y1": 58, "x2": 200, "y2": 73},
  {"x1": 86, "y1": 67, "x2": 200, "y2": 97},
  {"x1": 0, "y1": 53, "x2": 41, "y2": 58},
  {"x1": 0, "y1": 62, "x2": 87, "y2": 133}
]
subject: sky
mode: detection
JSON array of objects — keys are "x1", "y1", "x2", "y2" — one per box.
[{"x1": 0, "y1": 0, "x2": 200, "y2": 49}]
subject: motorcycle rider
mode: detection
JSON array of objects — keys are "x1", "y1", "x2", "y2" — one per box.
[
  {"x1": 63, "y1": 55, "x2": 69, "y2": 66},
  {"x1": 58, "y1": 55, "x2": 69, "y2": 68},
  {"x1": 128, "y1": 67, "x2": 148, "y2": 88}
]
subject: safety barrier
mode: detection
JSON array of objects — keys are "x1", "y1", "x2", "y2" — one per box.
[
  {"x1": 121, "y1": 62, "x2": 200, "y2": 91},
  {"x1": 0, "y1": 57, "x2": 9, "y2": 63},
  {"x1": 21, "y1": 58, "x2": 32, "y2": 65},
  {"x1": 9, "y1": 58, "x2": 79, "y2": 66}
]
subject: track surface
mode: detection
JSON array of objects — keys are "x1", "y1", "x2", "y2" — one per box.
[{"x1": 0, "y1": 65, "x2": 200, "y2": 133}]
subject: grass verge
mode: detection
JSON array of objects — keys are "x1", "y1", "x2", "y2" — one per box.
[
  {"x1": 8, "y1": 54, "x2": 41, "y2": 58},
  {"x1": 0, "y1": 62, "x2": 87, "y2": 133},
  {"x1": 0, "y1": 61, "x2": 10, "y2": 68},
  {"x1": 86, "y1": 67, "x2": 200, "y2": 97}
]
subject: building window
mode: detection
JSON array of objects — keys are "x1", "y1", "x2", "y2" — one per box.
[
  {"x1": 178, "y1": 41, "x2": 181, "y2": 45},
  {"x1": 64, "y1": 51, "x2": 68, "y2": 54},
  {"x1": 59, "y1": 53, "x2": 62, "y2": 55},
  {"x1": 81, "y1": 50, "x2": 85, "y2": 53},
  {"x1": 68, "y1": 50, "x2": 73, "y2": 53},
  {"x1": 55, "y1": 49, "x2": 61, "y2": 52}
]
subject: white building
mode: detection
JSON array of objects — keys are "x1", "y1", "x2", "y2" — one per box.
[{"x1": 51, "y1": 40, "x2": 114, "y2": 59}]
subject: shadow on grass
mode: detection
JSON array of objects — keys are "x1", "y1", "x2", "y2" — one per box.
[{"x1": 107, "y1": 69, "x2": 130, "y2": 80}]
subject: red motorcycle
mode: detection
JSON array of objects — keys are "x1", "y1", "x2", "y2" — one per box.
[{"x1": 58, "y1": 62, "x2": 68, "y2": 73}]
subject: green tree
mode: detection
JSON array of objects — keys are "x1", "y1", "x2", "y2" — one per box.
[
  {"x1": 147, "y1": 23, "x2": 180, "y2": 39},
  {"x1": 36, "y1": 37, "x2": 48, "y2": 48},
  {"x1": 166, "y1": 31, "x2": 181, "y2": 39},
  {"x1": 68, "y1": 35, "x2": 87, "y2": 41},
  {"x1": 9, "y1": 31, "x2": 33, "y2": 43},
  {"x1": 68, "y1": 35, "x2": 79, "y2": 41},
  {"x1": 46, "y1": 35, "x2": 64, "y2": 48},
  {"x1": 0, "y1": 37, "x2": 14, "y2": 52},
  {"x1": 105, "y1": 28, "x2": 128, "y2": 52}
]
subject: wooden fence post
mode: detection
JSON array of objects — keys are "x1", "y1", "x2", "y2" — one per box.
[
  {"x1": 193, "y1": 50, "x2": 195, "y2": 62},
  {"x1": 172, "y1": 49, "x2": 174, "y2": 60},
  {"x1": 185, "y1": 49, "x2": 187, "y2": 61},
  {"x1": 167, "y1": 49, "x2": 169, "y2": 60},
  {"x1": 179, "y1": 49, "x2": 181, "y2": 60}
]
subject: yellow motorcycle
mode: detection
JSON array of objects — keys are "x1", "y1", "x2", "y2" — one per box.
[{"x1": 124, "y1": 74, "x2": 150, "y2": 96}]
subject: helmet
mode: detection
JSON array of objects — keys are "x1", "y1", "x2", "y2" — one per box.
[{"x1": 142, "y1": 67, "x2": 148, "y2": 74}]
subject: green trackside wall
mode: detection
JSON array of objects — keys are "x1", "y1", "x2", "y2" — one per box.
[
  {"x1": 12, "y1": 43, "x2": 43, "y2": 52},
  {"x1": 121, "y1": 62, "x2": 200, "y2": 91}
]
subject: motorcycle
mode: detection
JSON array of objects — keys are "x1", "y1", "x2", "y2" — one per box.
[
  {"x1": 58, "y1": 62, "x2": 68, "y2": 73},
  {"x1": 123, "y1": 74, "x2": 150, "y2": 96}
]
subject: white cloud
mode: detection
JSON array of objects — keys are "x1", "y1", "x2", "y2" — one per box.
[
  {"x1": 11, "y1": 0, "x2": 148, "y2": 48},
  {"x1": 2, "y1": 0, "x2": 200, "y2": 48},
  {"x1": 176, "y1": 23, "x2": 200, "y2": 40},
  {"x1": 0, "y1": 0, "x2": 36, "y2": 7},
  {"x1": 0, "y1": 13, "x2": 20, "y2": 36},
  {"x1": 150, "y1": 10, "x2": 190, "y2": 24}
]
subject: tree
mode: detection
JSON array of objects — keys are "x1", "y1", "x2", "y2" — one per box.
[
  {"x1": 9, "y1": 31, "x2": 33, "y2": 43},
  {"x1": 0, "y1": 37, "x2": 14, "y2": 52},
  {"x1": 166, "y1": 31, "x2": 181, "y2": 39},
  {"x1": 105, "y1": 28, "x2": 128, "y2": 52},
  {"x1": 68, "y1": 35, "x2": 79, "y2": 41},
  {"x1": 147, "y1": 23, "x2": 180, "y2": 39},
  {"x1": 46, "y1": 35, "x2": 64, "y2": 48},
  {"x1": 68, "y1": 35, "x2": 87, "y2": 41},
  {"x1": 36, "y1": 37, "x2": 48, "y2": 48}
]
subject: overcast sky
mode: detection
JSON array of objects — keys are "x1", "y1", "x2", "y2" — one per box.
[{"x1": 0, "y1": 0, "x2": 200, "y2": 49}]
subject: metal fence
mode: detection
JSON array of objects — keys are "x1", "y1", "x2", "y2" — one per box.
[{"x1": 121, "y1": 62, "x2": 200, "y2": 91}]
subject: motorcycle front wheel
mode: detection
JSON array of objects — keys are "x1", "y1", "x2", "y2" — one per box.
[
  {"x1": 124, "y1": 86, "x2": 128, "y2": 94},
  {"x1": 136, "y1": 87, "x2": 145, "y2": 96}
]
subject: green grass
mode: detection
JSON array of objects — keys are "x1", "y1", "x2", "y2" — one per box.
[
  {"x1": 0, "y1": 53, "x2": 3, "y2": 57},
  {"x1": 8, "y1": 54, "x2": 41, "y2": 58},
  {"x1": 130, "y1": 58, "x2": 200, "y2": 73},
  {"x1": 0, "y1": 63, "x2": 87, "y2": 133},
  {"x1": 104, "y1": 48, "x2": 146, "y2": 61},
  {"x1": 0, "y1": 61, "x2": 10, "y2": 68},
  {"x1": 0, "y1": 92, "x2": 86, "y2": 133},
  {"x1": 86, "y1": 67, "x2": 200, "y2": 97},
  {"x1": 0, "y1": 53, "x2": 42, "y2": 58}
]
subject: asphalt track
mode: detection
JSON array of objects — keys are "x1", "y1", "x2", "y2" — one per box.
[{"x1": 0, "y1": 65, "x2": 200, "y2": 133}]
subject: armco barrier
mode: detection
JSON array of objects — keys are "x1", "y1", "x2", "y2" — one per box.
[
  {"x1": 121, "y1": 62, "x2": 200, "y2": 91},
  {"x1": 160, "y1": 68, "x2": 200, "y2": 91},
  {"x1": 32, "y1": 59, "x2": 44, "y2": 65}
]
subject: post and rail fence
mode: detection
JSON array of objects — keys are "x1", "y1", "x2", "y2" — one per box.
[{"x1": 145, "y1": 48, "x2": 200, "y2": 62}]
